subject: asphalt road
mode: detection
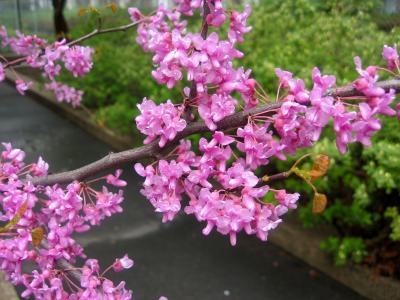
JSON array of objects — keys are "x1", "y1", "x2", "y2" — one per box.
[{"x1": 0, "y1": 82, "x2": 366, "y2": 300}]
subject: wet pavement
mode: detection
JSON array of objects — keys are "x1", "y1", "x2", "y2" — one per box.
[{"x1": 0, "y1": 82, "x2": 366, "y2": 300}]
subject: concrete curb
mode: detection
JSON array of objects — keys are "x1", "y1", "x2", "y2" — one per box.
[{"x1": 4, "y1": 70, "x2": 400, "y2": 300}]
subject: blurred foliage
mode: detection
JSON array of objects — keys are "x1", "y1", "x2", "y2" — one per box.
[
  {"x1": 320, "y1": 236, "x2": 367, "y2": 266},
  {"x1": 385, "y1": 207, "x2": 400, "y2": 241},
  {"x1": 59, "y1": 0, "x2": 400, "y2": 269}
]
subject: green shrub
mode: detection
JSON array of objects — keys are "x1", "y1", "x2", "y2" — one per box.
[
  {"x1": 320, "y1": 236, "x2": 367, "y2": 266},
  {"x1": 385, "y1": 207, "x2": 400, "y2": 241}
]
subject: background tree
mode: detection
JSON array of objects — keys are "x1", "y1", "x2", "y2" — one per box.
[{"x1": 52, "y1": 0, "x2": 70, "y2": 40}]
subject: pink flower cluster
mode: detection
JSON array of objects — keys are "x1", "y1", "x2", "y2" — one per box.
[
  {"x1": 45, "y1": 81, "x2": 84, "y2": 107},
  {"x1": 15, "y1": 79, "x2": 32, "y2": 95},
  {"x1": 0, "y1": 27, "x2": 92, "y2": 106},
  {"x1": 135, "y1": 98, "x2": 187, "y2": 147},
  {"x1": 273, "y1": 63, "x2": 396, "y2": 154},
  {"x1": 174, "y1": 0, "x2": 226, "y2": 27},
  {"x1": 62, "y1": 46, "x2": 94, "y2": 78},
  {"x1": 382, "y1": 44, "x2": 399, "y2": 70},
  {"x1": 133, "y1": 2, "x2": 255, "y2": 136},
  {"x1": 133, "y1": 10, "x2": 398, "y2": 244},
  {"x1": 135, "y1": 134, "x2": 300, "y2": 246},
  {"x1": 0, "y1": 143, "x2": 133, "y2": 299}
]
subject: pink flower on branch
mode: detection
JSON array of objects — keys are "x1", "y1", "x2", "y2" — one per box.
[
  {"x1": 62, "y1": 45, "x2": 94, "y2": 77},
  {"x1": 0, "y1": 63, "x2": 4, "y2": 82},
  {"x1": 15, "y1": 79, "x2": 32, "y2": 95},
  {"x1": 113, "y1": 254, "x2": 134, "y2": 272},
  {"x1": 382, "y1": 44, "x2": 399, "y2": 70},
  {"x1": 135, "y1": 98, "x2": 187, "y2": 147}
]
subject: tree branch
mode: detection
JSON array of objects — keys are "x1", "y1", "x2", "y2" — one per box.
[
  {"x1": 66, "y1": 20, "x2": 143, "y2": 47},
  {"x1": 188, "y1": 1, "x2": 211, "y2": 103},
  {"x1": 31, "y1": 79, "x2": 400, "y2": 186},
  {"x1": 3, "y1": 20, "x2": 143, "y2": 69}
]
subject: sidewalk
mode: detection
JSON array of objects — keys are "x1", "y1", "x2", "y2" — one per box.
[{"x1": 0, "y1": 82, "x2": 366, "y2": 299}]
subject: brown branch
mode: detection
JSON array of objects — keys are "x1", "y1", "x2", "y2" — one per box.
[
  {"x1": 66, "y1": 20, "x2": 143, "y2": 47},
  {"x1": 31, "y1": 79, "x2": 400, "y2": 186},
  {"x1": 263, "y1": 172, "x2": 291, "y2": 182},
  {"x1": 188, "y1": 1, "x2": 211, "y2": 103}
]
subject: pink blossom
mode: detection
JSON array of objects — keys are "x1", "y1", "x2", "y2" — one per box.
[
  {"x1": 45, "y1": 81, "x2": 83, "y2": 107},
  {"x1": 198, "y1": 93, "x2": 237, "y2": 130},
  {"x1": 113, "y1": 254, "x2": 134, "y2": 272},
  {"x1": 206, "y1": 0, "x2": 226, "y2": 27},
  {"x1": 312, "y1": 67, "x2": 336, "y2": 91},
  {"x1": 0, "y1": 63, "x2": 4, "y2": 82},
  {"x1": 174, "y1": 0, "x2": 202, "y2": 15},
  {"x1": 128, "y1": 7, "x2": 143, "y2": 22},
  {"x1": 62, "y1": 45, "x2": 94, "y2": 77},
  {"x1": 1, "y1": 142, "x2": 25, "y2": 163},
  {"x1": 30, "y1": 157, "x2": 49, "y2": 176},
  {"x1": 135, "y1": 160, "x2": 186, "y2": 222},
  {"x1": 218, "y1": 160, "x2": 259, "y2": 189},
  {"x1": 15, "y1": 79, "x2": 32, "y2": 95},
  {"x1": 237, "y1": 124, "x2": 285, "y2": 169},
  {"x1": 95, "y1": 187, "x2": 124, "y2": 218},
  {"x1": 333, "y1": 102, "x2": 356, "y2": 154},
  {"x1": 0, "y1": 25, "x2": 8, "y2": 47},
  {"x1": 42, "y1": 41, "x2": 68, "y2": 80},
  {"x1": 275, "y1": 68, "x2": 293, "y2": 88},
  {"x1": 106, "y1": 169, "x2": 127, "y2": 187},
  {"x1": 135, "y1": 98, "x2": 187, "y2": 147},
  {"x1": 229, "y1": 5, "x2": 252, "y2": 44},
  {"x1": 382, "y1": 44, "x2": 399, "y2": 70}
]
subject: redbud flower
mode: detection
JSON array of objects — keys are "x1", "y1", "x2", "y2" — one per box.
[
  {"x1": 382, "y1": 44, "x2": 399, "y2": 70},
  {"x1": 113, "y1": 254, "x2": 134, "y2": 272},
  {"x1": 45, "y1": 81, "x2": 83, "y2": 107},
  {"x1": 0, "y1": 63, "x2": 4, "y2": 82},
  {"x1": 15, "y1": 79, "x2": 32, "y2": 95},
  {"x1": 206, "y1": 0, "x2": 226, "y2": 27},
  {"x1": 135, "y1": 98, "x2": 186, "y2": 147},
  {"x1": 229, "y1": 4, "x2": 252, "y2": 44},
  {"x1": 1, "y1": 142, "x2": 25, "y2": 163},
  {"x1": 62, "y1": 45, "x2": 94, "y2": 77},
  {"x1": 174, "y1": 0, "x2": 202, "y2": 15},
  {"x1": 30, "y1": 156, "x2": 49, "y2": 176},
  {"x1": 128, "y1": 7, "x2": 143, "y2": 22},
  {"x1": 106, "y1": 169, "x2": 127, "y2": 187}
]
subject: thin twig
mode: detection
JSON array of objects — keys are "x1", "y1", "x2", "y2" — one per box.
[{"x1": 4, "y1": 20, "x2": 143, "y2": 69}]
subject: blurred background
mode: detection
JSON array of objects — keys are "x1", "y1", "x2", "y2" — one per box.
[{"x1": 0, "y1": 0, "x2": 400, "y2": 298}]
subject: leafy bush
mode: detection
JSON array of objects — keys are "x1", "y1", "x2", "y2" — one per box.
[
  {"x1": 320, "y1": 236, "x2": 367, "y2": 266},
  {"x1": 385, "y1": 207, "x2": 400, "y2": 241}
]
